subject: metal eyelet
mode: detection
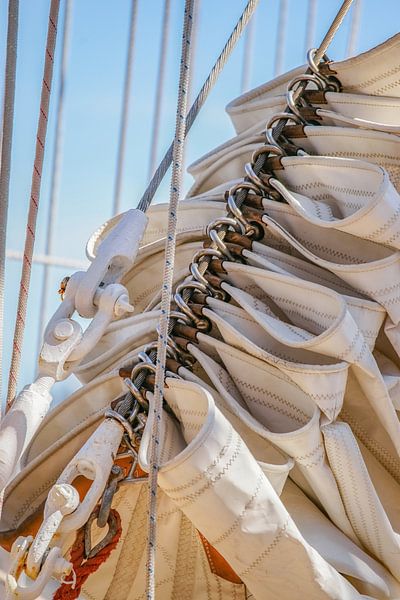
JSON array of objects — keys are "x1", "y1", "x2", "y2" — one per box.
[
  {"x1": 175, "y1": 280, "x2": 208, "y2": 296},
  {"x1": 169, "y1": 309, "x2": 192, "y2": 326},
  {"x1": 174, "y1": 291, "x2": 210, "y2": 330},
  {"x1": 191, "y1": 247, "x2": 223, "y2": 263},
  {"x1": 206, "y1": 216, "x2": 245, "y2": 237},
  {"x1": 244, "y1": 162, "x2": 272, "y2": 194},
  {"x1": 190, "y1": 262, "x2": 219, "y2": 294},
  {"x1": 251, "y1": 144, "x2": 283, "y2": 165},
  {"x1": 266, "y1": 111, "x2": 303, "y2": 146},
  {"x1": 307, "y1": 48, "x2": 340, "y2": 92},
  {"x1": 227, "y1": 192, "x2": 257, "y2": 237},
  {"x1": 208, "y1": 228, "x2": 234, "y2": 260},
  {"x1": 287, "y1": 73, "x2": 324, "y2": 93},
  {"x1": 143, "y1": 340, "x2": 178, "y2": 362},
  {"x1": 285, "y1": 90, "x2": 307, "y2": 123}
]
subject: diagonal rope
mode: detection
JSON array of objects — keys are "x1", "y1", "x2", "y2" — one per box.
[
  {"x1": 146, "y1": 2, "x2": 194, "y2": 597},
  {"x1": 0, "y1": 0, "x2": 19, "y2": 412},
  {"x1": 315, "y1": 0, "x2": 354, "y2": 63},
  {"x1": 6, "y1": 0, "x2": 61, "y2": 410},
  {"x1": 147, "y1": 0, "x2": 171, "y2": 180},
  {"x1": 138, "y1": 0, "x2": 260, "y2": 212},
  {"x1": 37, "y1": 0, "x2": 73, "y2": 359},
  {"x1": 112, "y1": 0, "x2": 139, "y2": 215}
]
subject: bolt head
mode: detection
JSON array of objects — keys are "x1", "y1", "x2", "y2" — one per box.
[{"x1": 54, "y1": 320, "x2": 74, "y2": 341}]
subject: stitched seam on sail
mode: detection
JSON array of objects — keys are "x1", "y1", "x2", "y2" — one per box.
[
  {"x1": 235, "y1": 379, "x2": 309, "y2": 424},
  {"x1": 363, "y1": 204, "x2": 400, "y2": 239},
  {"x1": 162, "y1": 427, "x2": 235, "y2": 495},
  {"x1": 173, "y1": 435, "x2": 243, "y2": 505},
  {"x1": 290, "y1": 181, "x2": 375, "y2": 198},
  {"x1": 294, "y1": 443, "x2": 325, "y2": 468},
  {"x1": 345, "y1": 63, "x2": 400, "y2": 89},
  {"x1": 239, "y1": 519, "x2": 289, "y2": 577},
  {"x1": 295, "y1": 235, "x2": 365, "y2": 263},
  {"x1": 324, "y1": 424, "x2": 383, "y2": 558},
  {"x1": 209, "y1": 472, "x2": 265, "y2": 546},
  {"x1": 340, "y1": 407, "x2": 400, "y2": 483}
]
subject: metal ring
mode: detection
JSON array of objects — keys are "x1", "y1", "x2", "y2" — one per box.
[
  {"x1": 227, "y1": 194, "x2": 257, "y2": 237},
  {"x1": 285, "y1": 90, "x2": 306, "y2": 123},
  {"x1": 287, "y1": 73, "x2": 324, "y2": 93},
  {"x1": 251, "y1": 145, "x2": 283, "y2": 167},
  {"x1": 175, "y1": 280, "x2": 208, "y2": 295},
  {"x1": 206, "y1": 216, "x2": 245, "y2": 236},
  {"x1": 190, "y1": 262, "x2": 214, "y2": 290},
  {"x1": 228, "y1": 181, "x2": 260, "y2": 197},
  {"x1": 165, "y1": 334, "x2": 195, "y2": 367},
  {"x1": 169, "y1": 309, "x2": 192, "y2": 326},
  {"x1": 105, "y1": 408, "x2": 136, "y2": 441},
  {"x1": 266, "y1": 111, "x2": 303, "y2": 148},
  {"x1": 191, "y1": 247, "x2": 223, "y2": 263},
  {"x1": 190, "y1": 263, "x2": 225, "y2": 300},
  {"x1": 137, "y1": 351, "x2": 154, "y2": 365},
  {"x1": 244, "y1": 162, "x2": 271, "y2": 194},
  {"x1": 143, "y1": 340, "x2": 178, "y2": 361},
  {"x1": 307, "y1": 48, "x2": 340, "y2": 92},
  {"x1": 130, "y1": 362, "x2": 156, "y2": 380},
  {"x1": 208, "y1": 228, "x2": 234, "y2": 260},
  {"x1": 123, "y1": 378, "x2": 148, "y2": 410},
  {"x1": 266, "y1": 111, "x2": 303, "y2": 131},
  {"x1": 174, "y1": 291, "x2": 210, "y2": 331}
]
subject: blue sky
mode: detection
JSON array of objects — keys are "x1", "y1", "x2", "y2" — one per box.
[{"x1": 2, "y1": 0, "x2": 400, "y2": 403}]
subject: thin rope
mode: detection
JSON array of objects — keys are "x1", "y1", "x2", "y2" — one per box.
[
  {"x1": 315, "y1": 0, "x2": 354, "y2": 63},
  {"x1": 146, "y1": 2, "x2": 194, "y2": 598},
  {"x1": 54, "y1": 508, "x2": 122, "y2": 600},
  {"x1": 304, "y1": 0, "x2": 318, "y2": 56},
  {"x1": 346, "y1": 0, "x2": 362, "y2": 57},
  {"x1": 37, "y1": 0, "x2": 73, "y2": 359},
  {"x1": 273, "y1": 0, "x2": 288, "y2": 76},
  {"x1": 240, "y1": 9, "x2": 255, "y2": 93},
  {"x1": 147, "y1": 0, "x2": 171, "y2": 180},
  {"x1": 0, "y1": 0, "x2": 19, "y2": 411},
  {"x1": 186, "y1": 0, "x2": 200, "y2": 107},
  {"x1": 112, "y1": 0, "x2": 139, "y2": 215},
  {"x1": 181, "y1": 0, "x2": 200, "y2": 179},
  {"x1": 6, "y1": 0, "x2": 61, "y2": 410},
  {"x1": 138, "y1": 0, "x2": 260, "y2": 212}
]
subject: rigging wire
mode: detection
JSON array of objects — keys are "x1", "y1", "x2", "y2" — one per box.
[
  {"x1": 346, "y1": 0, "x2": 362, "y2": 57},
  {"x1": 112, "y1": 0, "x2": 139, "y2": 215},
  {"x1": 37, "y1": 0, "x2": 73, "y2": 359},
  {"x1": 274, "y1": 0, "x2": 288, "y2": 75},
  {"x1": 145, "y1": 2, "x2": 194, "y2": 597},
  {"x1": 181, "y1": 0, "x2": 201, "y2": 180},
  {"x1": 315, "y1": 0, "x2": 354, "y2": 63},
  {"x1": 304, "y1": 0, "x2": 318, "y2": 56},
  {"x1": 0, "y1": 0, "x2": 18, "y2": 412},
  {"x1": 240, "y1": 7, "x2": 256, "y2": 93},
  {"x1": 138, "y1": 0, "x2": 260, "y2": 212},
  {"x1": 147, "y1": 0, "x2": 171, "y2": 180},
  {"x1": 6, "y1": 0, "x2": 61, "y2": 409}
]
